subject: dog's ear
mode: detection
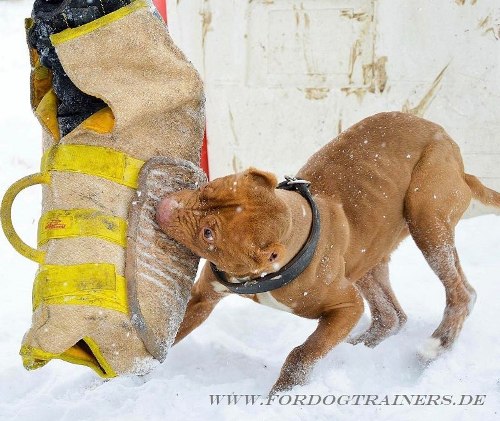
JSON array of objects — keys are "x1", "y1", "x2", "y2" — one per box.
[{"x1": 243, "y1": 168, "x2": 278, "y2": 189}]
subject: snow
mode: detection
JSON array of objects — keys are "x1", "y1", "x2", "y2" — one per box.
[{"x1": 1, "y1": 1, "x2": 499, "y2": 420}]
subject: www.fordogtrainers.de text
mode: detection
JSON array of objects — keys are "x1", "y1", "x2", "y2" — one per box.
[{"x1": 209, "y1": 394, "x2": 486, "y2": 406}]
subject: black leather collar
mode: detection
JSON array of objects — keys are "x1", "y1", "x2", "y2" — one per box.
[{"x1": 210, "y1": 176, "x2": 321, "y2": 294}]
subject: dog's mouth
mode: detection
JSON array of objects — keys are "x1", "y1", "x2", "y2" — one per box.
[{"x1": 210, "y1": 261, "x2": 262, "y2": 281}]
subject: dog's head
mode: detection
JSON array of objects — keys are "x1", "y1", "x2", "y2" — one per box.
[{"x1": 156, "y1": 168, "x2": 292, "y2": 277}]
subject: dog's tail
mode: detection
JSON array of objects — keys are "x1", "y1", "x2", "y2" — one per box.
[{"x1": 465, "y1": 174, "x2": 500, "y2": 208}]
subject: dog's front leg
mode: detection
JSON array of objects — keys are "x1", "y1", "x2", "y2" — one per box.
[
  {"x1": 174, "y1": 263, "x2": 228, "y2": 345},
  {"x1": 270, "y1": 289, "x2": 364, "y2": 394}
]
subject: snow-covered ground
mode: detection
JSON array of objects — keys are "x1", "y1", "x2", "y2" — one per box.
[{"x1": 0, "y1": 1, "x2": 499, "y2": 420}]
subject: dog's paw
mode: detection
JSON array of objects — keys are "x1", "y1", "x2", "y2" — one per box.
[
  {"x1": 269, "y1": 383, "x2": 291, "y2": 396},
  {"x1": 347, "y1": 331, "x2": 384, "y2": 348},
  {"x1": 270, "y1": 373, "x2": 305, "y2": 395},
  {"x1": 417, "y1": 337, "x2": 444, "y2": 363},
  {"x1": 346, "y1": 333, "x2": 365, "y2": 346}
]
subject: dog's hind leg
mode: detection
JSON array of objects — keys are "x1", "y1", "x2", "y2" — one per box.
[
  {"x1": 348, "y1": 258, "x2": 407, "y2": 347},
  {"x1": 404, "y1": 142, "x2": 475, "y2": 360}
]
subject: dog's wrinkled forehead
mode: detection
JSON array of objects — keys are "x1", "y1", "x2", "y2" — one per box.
[
  {"x1": 198, "y1": 175, "x2": 240, "y2": 206},
  {"x1": 198, "y1": 169, "x2": 278, "y2": 210}
]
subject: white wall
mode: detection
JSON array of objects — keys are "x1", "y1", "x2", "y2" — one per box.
[{"x1": 168, "y1": 0, "x2": 500, "y2": 216}]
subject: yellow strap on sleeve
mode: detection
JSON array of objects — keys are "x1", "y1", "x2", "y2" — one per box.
[
  {"x1": 1, "y1": 172, "x2": 51, "y2": 264},
  {"x1": 20, "y1": 336, "x2": 117, "y2": 378},
  {"x1": 50, "y1": 0, "x2": 147, "y2": 46},
  {"x1": 33, "y1": 263, "x2": 128, "y2": 315},
  {"x1": 41, "y1": 144, "x2": 144, "y2": 189},
  {"x1": 38, "y1": 209, "x2": 127, "y2": 248},
  {"x1": 1, "y1": 145, "x2": 143, "y2": 262}
]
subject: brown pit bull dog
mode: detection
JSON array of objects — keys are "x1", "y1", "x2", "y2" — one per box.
[{"x1": 156, "y1": 112, "x2": 500, "y2": 393}]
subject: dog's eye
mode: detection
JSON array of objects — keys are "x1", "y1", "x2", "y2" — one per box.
[{"x1": 203, "y1": 227, "x2": 214, "y2": 242}]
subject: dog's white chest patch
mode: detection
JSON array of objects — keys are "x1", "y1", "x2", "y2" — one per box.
[
  {"x1": 211, "y1": 281, "x2": 229, "y2": 293},
  {"x1": 255, "y1": 292, "x2": 293, "y2": 313}
]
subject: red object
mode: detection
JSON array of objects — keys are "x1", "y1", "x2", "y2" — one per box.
[
  {"x1": 152, "y1": 0, "x2": 210, "y2": 179},
  {"x1": 200, "y1": 131, "x2": 210, "y2": 179},
  {"x1": 152, "y1": 0, "x2": 167, "y2": 23}
]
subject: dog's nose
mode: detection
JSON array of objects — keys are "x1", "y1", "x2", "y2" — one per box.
[{"x1": 155, "y1": 196, "x2": 179, "y2": 229}]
